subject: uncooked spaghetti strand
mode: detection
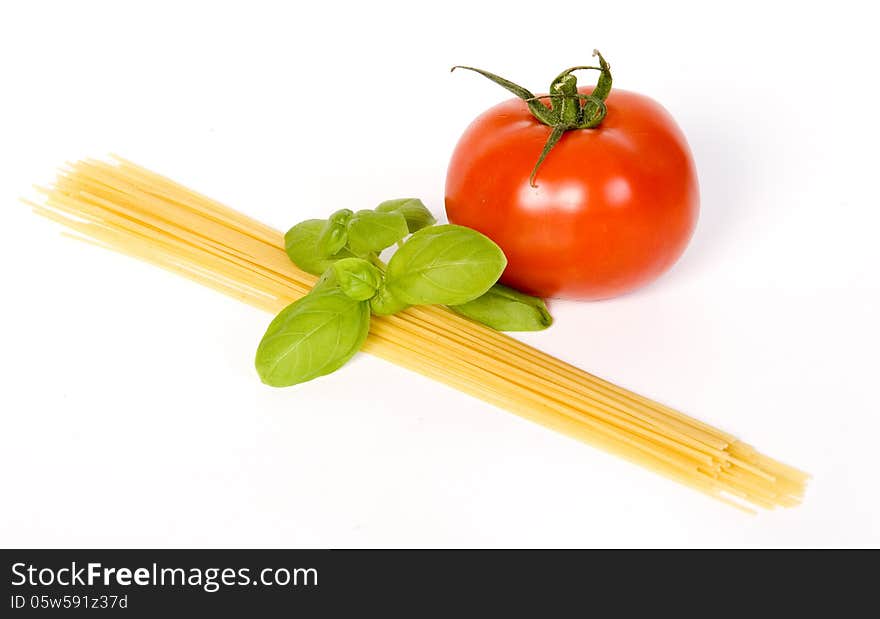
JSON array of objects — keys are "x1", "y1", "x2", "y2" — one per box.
[
  {"x1": 31, "y1": 202, "x2": 296, "y2": 311},
  {"x1": 413, "y1": 304, "x2": 740, "y2": 446},
  {"x1": 41, "y1": 180, "x2": 313, "y2": 296},
  {"x1": 54, "y1": 168, "x2": 293, "y2": 278},
  {"x1": 367, "y1": 330, "x2": 709, "y2": 478},
  {"x1": 37, "y1": 195, "x2": 302, "y2": 306},
  {"x1": 385, "y1": 308, "x2": 797, "y2": 492},
  {"x1": 369, "y1": 320, "x2": 724, "y2": 478},
  {"x1": 364, "y1": 332, "x2": 758, "y2": 512},
  {"x1": 108, "y1": 156, "x2": 282, "y2": 245},
  {"x1": 397, "y1": 307, "x2": 734, "y2": 455},
  {"x1": 401, "y1": 306, "x2": 736, "y2": 450},
  {"x1": 375, "y1": 314, "x2": 721, "y2": 466},
  {"x1": 410, "y1": 300, "x2": 739, "y2": 443}
]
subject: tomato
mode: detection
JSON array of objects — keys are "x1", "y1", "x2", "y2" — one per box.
[{"x1": 445, "y1": 77, "x2": 699, "y2": 300}]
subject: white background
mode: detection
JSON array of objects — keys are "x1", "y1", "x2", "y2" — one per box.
[{"x1": 1, "y1": 0, "x2": 878, "y2": 548}]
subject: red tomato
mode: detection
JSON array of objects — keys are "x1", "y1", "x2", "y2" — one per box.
[{"x1": 445, "y1": 86, "x2": 699, "y2": 300}]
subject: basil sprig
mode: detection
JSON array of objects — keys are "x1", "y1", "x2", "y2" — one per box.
[{"x1": 259, "y1": 199, "x2": 554, "y2": 387}]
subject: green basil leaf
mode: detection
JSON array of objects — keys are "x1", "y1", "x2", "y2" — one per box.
[
  {"x1": 312, "y1": 268, "x2": 338, "y2": 291},
  {"x1": 332, "y1": 257, "x2": 383, "y2": 301},
  {"x1": 284, "y1": 219, "x2": 356, "y2": 276},
  {"x1": 330, "y1": 209, "x2": 354, "y2": 226},
  {"x1": 316, "y1": 209, "x2": 353, "y2": 258},
  {"x1": 316, "y1": 223, "x2": 347, "y2": 257},
  {"x1": 346, "y1": 209, "x2": 409, "y2": 256},
  {"x1": 385, "y1": 224, "x2": 507, "y2": 306},
  {"x1": 255, "y1": 285, "x2": 370, "y2": 387},
  {"x1": 450, "y1": 283, "x2": 552, "y2": 331},
  {"x1": 369, "y1": 283, "x2": 410, "y2": 315},
  {"x1": 376, "y1": 198, "x2": 436, "y2": 233}
]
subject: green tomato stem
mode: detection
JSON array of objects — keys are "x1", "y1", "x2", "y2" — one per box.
[
  {"x1": 369, "y1": 254, "x2": 387, "y2": 272},
  {"x1": 453, "y1": 49, "x2": 613, "y2": 187}
]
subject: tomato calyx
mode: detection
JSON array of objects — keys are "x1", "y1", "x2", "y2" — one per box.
[{"x1": 452, "y1": 50, "x2": 613, "y2": 187}]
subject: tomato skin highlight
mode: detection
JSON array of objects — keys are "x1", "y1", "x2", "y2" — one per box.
[{"x1": 445, "y1": 87, "x2": 699, "y2": 300}]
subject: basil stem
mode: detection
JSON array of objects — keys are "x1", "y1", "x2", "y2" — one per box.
[{"x1": 369, "y1": 283, "x2": 410, "y2": 315}]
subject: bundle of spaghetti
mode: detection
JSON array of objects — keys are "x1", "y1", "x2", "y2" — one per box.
[{"x1": 27, "y1": 157, "x2": 808, "y2": 512}]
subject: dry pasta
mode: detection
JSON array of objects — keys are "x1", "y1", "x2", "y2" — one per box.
[{"x1": 27, "y1": 157, "x2": 808, "y2": 513}]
